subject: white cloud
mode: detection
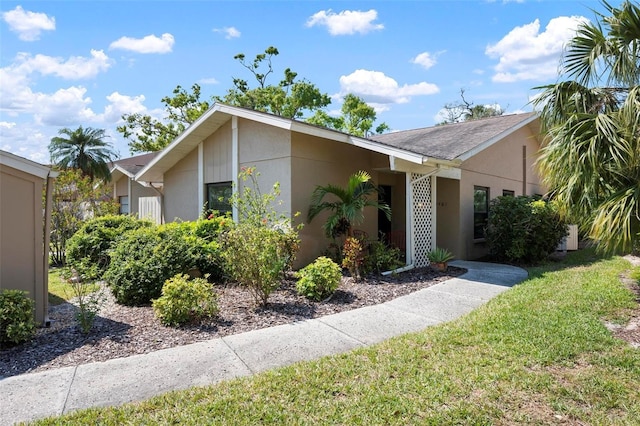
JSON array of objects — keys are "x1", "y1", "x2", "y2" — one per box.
[
  {"x1": 486, "y1": 15, "x2": 588, "y2": 83},
  {"x1": 9, "y1": 50, "x2": 112, "y2": 80},
  {"x1": 411, "y1": 51, "x2": 443, "y2": 70},
  {"x1": 32, "y1": 86, "x2": 96, "y2": 126},
  {"x1": 2, "y1": 6, "x2": 55, "y2": 41},
  {"x1": 198, "y1": 77, "x2": 219, "y2": 85},
  {"x1": 339, "y1": 69, "x2": 439, "y2": 105},
  {"x1": 109, "y1": 33, "x2": 175, "y2": 54},
  {"x1": 306, "y1": 9, "x2": 384, "y2": 35},
  {"x1": 100, "y1": 92, "x2": 148, "y2": 123},
  {"x1": 213, "y1": 26, "x2": 241, "y2": 39},
  {"x1": 0, "y1": 121, "x2": 16, "y2": 129}
]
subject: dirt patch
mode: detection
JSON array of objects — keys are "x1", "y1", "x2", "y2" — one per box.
[{"x1": 0, "y1": 266, "x2": 464, "y2": 378}]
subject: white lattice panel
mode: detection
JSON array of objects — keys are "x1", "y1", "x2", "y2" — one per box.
[{"x1": 411, "y1": 173, "x2": 433, "y2": 267}]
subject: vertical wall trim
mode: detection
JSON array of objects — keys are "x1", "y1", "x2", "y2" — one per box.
[
  {"x1": 522, "y1": 145, "x2": 527, "y2": 196},
  {"x1": 127, "y1": 177, "x2": 132, "y2": 214},
  {"x1": 232, "y1": 116, "x2": 239, "y2": 222},
  {"x1": 405, "y1": 172, "x2": 412, "y2": 265},
  {"x1": 198, "y1": 142, "x2": 204, "y2": 214}
]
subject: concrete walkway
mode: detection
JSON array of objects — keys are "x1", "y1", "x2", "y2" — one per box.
[{"x1": 0, "y1": 261, "x2": 527, "y2": 425}]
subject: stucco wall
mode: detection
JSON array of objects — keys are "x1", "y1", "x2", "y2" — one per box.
[
  {"x1": 458, "y1": 124, "x2": 544, "y2": 259},
  {"x1": 164, "y1": 149, "x2": 199, "y2": 221},
  {"x1": 131, "y1": 181, "x2": 159, "y2": 216},
  {"x1": 0, "y1": 165, "x2": 45, "y2": 323},
  {"x1": 436, "y1": 177, "x2": 462, "y2": 258},
  {"x1": 291, "y1": 133, "x2": 388, "y2": 266}
]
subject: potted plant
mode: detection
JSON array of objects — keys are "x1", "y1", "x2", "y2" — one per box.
[{"x1": 427, "y1": 247, "x2": 454, "y2": 272}]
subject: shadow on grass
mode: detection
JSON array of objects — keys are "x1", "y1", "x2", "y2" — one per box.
[{"x1": 0, "y1": 302, "x2": 131, "y2": 377}]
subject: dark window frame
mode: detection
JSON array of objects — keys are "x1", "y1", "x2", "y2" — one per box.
[
  {"x1": 205, "y1": 181, "x2": 233, "y2": 216},
  {"x1": 502, "y1": 189, "x2": 515, "y2": 197},
  {"x1": 473, "y1": 186, "x2": 489, "y2": 240}
]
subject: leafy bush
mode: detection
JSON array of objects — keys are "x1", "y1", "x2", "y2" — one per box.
[
  {"x1": 221, "y1": 224, "x2": 288, "y2": 306},
  {"x1": 364, "y1": 241, "x2": 404, "y2": 275},
  {"x1": 486, "y1": 196, "x2": 568, "y2": 263},
  {"x1": 66, "y1": 215, "x2": 152, "y2": 281},
  {"x1": 0, "y1": 290, "x2": 36, "y2": 348},
  {"x1": 167, "y1": 217, "x2": 232, "y2": 281},
  {"x1": 104, "y1": 225, "x2": 196, "y2": 306},
  {"x1": 342, "y1": 237, "x2": 365, "y2": 280},
  {"x1": 296, "y1": 257, "x2": 342, "y2": 301},
  {"x1": 152, "y1": 274, "x2": 219, "y2": 326},
  {"x1": 220, "y1": 166, "x2": 301, "y2": 306}
]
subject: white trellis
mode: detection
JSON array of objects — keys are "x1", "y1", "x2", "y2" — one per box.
[{"x1": 410, "y1": 172, "x2": 435, "y2": 267}]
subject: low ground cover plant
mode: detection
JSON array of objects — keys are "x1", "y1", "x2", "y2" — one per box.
[
  {"x1": 296, "y1": 256, "x2": 342, "y2": 301},
  {"x1": 153, "y1": 274, "x2": 219, "y2": 326},
  {"x1": 0, "y1": 290, "x2": 36, "y2": 348}
]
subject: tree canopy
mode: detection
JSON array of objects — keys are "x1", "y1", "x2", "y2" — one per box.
[
  {"x1": 49, "y1": 126, "x2": 117, "y2": 182},
  {"x1": 533, "y1": 0, "x2": 640, "y2": 253},
  {"x1": 307, "y1": 93, "x2": 389, "y2": 137},
  {"x1": 438, "y1": 89, "x2": 505, "y2": 125}
]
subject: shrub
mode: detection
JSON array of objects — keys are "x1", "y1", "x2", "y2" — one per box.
[
  {"x1": 364, "y1": 241, "x2": 404, "y2": 275},
  {"x1": 221, "y1": 224, "x2": 288, "y2": 306},
  {"x1": 426, "y1": 247, "x2": 455, "y2": 264},
  {"x1": 0, "y1": 290, "x2": 36, "y2": 348},
  {"x1": 104, "y1": 225, "x2": 196, "y2": 306},
  {"x1": 66, "y1": 215, "x2": 152, "y2": 281},
  {"x1": 486, "y1": 196, "x2": 568, "y2": 263},
  {"x1": 342, "y1": 237, "x2": 365, "y2": 280},
  {"x1": 296, "y1": 257, "x2": 342, "y2": 301},
  {"x1": 153, "y1": 274, "x2": 219, "y2": 326}
]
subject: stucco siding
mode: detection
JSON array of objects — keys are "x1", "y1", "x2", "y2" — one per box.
[
  {"x1": 291, "y1": 133, "x2": 384, "y2": 266},
  {"x1": 115, "y1": 175, "x2": 128, "y2": 197},
  {"x1": 0, "y1": 165, "x2": 45, "y2": 323},
  {"x1": 203, "y1": 120, "x2": 232, "y2": 183},
  {"x1": 458, "y1": 124, "x2": 544, "y2": 259},
  {"x1": 436, "y1": 177, "x2": 462, "y2": 258},
  {"x1": 164, "y1": 148, "x2": 199, "y2": 221},
  {"x1": 131, "y1": 182, "x2": 159, "y2": 216}
]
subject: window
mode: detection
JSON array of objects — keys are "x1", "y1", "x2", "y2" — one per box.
[
  {"x1": 206, "y1": 182, "x2": 232, "y2": 215},
  {"x1": 119, "y1": 196, "x2": 129, "y2": 214},
  {"x1": 473, "y1": 186, "x2": 489, "y2": 239},
  {"x1": 502, "y1": 189, "x2": 515, "y2": 197}
]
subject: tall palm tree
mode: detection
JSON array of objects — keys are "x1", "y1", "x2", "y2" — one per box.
[
  {"x1": 307, "y1": 170, "x2": 391, "y2": 239},
  {"x1": 533, "y1": 0, "x2": 640, "y2": 253},
  {"x1": 49, "y1": 126, "x2": 118, "y2": 181}
]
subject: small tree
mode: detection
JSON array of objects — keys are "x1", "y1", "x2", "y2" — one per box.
[
  {"x1": 307, "y1": 171, "x2": 391, "y2": 239},
  {"x1": 220, "y1": 167, "x2": 300, "y2": 306},
  {"x1": 49, "y1": 169, "x2": 118, "y2": 266}
]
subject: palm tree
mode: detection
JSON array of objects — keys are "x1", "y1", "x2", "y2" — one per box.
[
  {"x1": 533, "y1": 0, "x2": 640, "y2": 253},
  {"x1": 49, "y1": 126, "x2": 118, "y2": 181},
  {"x1": 307, "y1": 170, "x2": 391, "y2": 239}
]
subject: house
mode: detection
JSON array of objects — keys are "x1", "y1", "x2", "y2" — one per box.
[
  {"x1": 135, "y1": 103, "x2": 544, "y2": 268},
  {"x1": 110, "y1": 152, "x2": 163, "y2": 223},
  {"x1": 0, "y1": 150, "x2": 57, "y2": 325}
]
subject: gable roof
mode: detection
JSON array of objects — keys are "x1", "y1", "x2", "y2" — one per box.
[
  {"x1": 110, "y1": 152, "x2": 160, "y2": 178},
  {"x1": 370, "y1": 112, "x2": 539, "y2": 162},
  {"x1": 0, "y1": 149, "x2": 56, "y2": 179},
  {"x1": 136, "y1": 103, "x2": 453, "y2": 183}
]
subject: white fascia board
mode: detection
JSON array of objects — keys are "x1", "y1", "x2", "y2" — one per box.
[
  {"x1": 0, "y1": 150, "x2": 52, "y2": 179},
  {"x1": 110, "y1": 165, "x2": 134, "y2": 179},
  {"x1": 456, "y1": 114, "x2": 539, "y2": 162}
]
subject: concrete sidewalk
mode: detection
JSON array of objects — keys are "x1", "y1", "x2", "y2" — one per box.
[{"x1": 0, "y1": 261, "x2": 527, "y2": 425}]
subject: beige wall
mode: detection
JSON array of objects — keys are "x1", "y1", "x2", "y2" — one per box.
[
  {"x1": 457, "y1": 124, "x2": 544, "y2": 259},
  {"x1": 0, "y1": 165, "x2": 46, "y2": 323},
  {"x1": 203, "y1": 121, "x2": 232, "y2": 183},
  {"x1": 436, "y1": 177, "x2": 462, "y2": 258},
  {"x1": 291, "y1": 133, "x2": 391, "y2": 266},
  {"x1": 164, "y1": 149, "x2": 199, "y2": 221}
]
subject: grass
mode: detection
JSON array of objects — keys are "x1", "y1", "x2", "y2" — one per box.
[
  {"x1": 33, "y1": 249, "x2": 640, "y2": 425},
  {"x1": 48, "y1": 268, "x2": 100, "y2": 306}
]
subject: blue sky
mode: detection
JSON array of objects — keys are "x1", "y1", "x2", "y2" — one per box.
[{"x1": 0, "y1": 0, "x2": 614, "y2": 163}]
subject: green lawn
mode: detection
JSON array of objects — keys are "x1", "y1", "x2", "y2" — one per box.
[
  {"x1": 34, "y1": 249, "x2": 640, "y2": 425},
  {"x1": 48, "y1": 268, "x2": 100, "y2": 306}
]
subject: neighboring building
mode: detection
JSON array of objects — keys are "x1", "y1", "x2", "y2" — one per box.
[
  {"x1": 0, "y1": 150, "x2": 57, "y2": 325},
  {"x1": 110, "y1": 152, "x2": 163, "y2": 223},
  {"x1": 136, "y1": 103, "x2": 544, "y2": 267}
]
